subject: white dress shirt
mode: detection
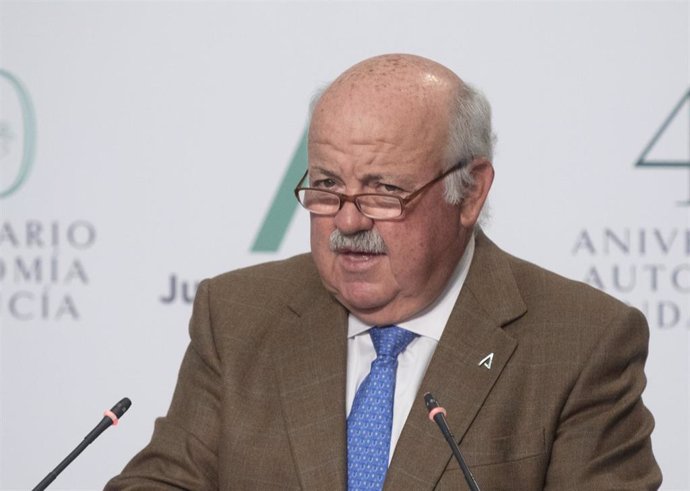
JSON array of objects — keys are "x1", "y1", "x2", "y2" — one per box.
[{"x1": 345, "y1": 234, "x2": 475, "y2": 462}]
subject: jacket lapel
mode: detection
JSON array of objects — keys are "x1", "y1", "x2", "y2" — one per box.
[
  {"x1": 272, "y1": 281, "x2": 349, "y2": 490},
  {"x1": 385, "y1": 232, "x2": 526, "y2": 489}
]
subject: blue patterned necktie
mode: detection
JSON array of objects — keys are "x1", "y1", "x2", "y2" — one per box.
[{"x1": 347, "y1": 325, "x2": 418, "y2": 490}]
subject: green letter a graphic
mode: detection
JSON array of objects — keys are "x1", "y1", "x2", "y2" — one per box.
[{"x1": 251, "y1": 128, "x2": 307, "y2": 252}]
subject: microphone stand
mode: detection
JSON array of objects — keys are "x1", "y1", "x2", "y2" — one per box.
[
  {"x1": 33, "y1": 398, "x2": 131, "y2": 491},
  {"x1": 424, "y1": 392, "x2": 481, "y2": 491}
]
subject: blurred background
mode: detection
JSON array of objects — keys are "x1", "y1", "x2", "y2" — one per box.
[{"x1": 1, "y1": 1, "x2": 688, "y2": 489}]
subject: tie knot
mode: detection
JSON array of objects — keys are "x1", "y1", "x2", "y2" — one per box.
[{"x1": 370, "y1": 325, "x2": 417, "y2": 359}]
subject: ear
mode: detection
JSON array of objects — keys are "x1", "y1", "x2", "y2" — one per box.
[{"x1": 459, "y1": 158, "x2": 494, "y2": 228}]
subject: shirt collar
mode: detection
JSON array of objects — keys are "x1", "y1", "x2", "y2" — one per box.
[{"x1": 348, "y1": 233, "x2": 475, "y2": 341}]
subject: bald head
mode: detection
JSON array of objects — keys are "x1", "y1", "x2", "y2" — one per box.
[
  {"x1": 311, "y1": 55, "x2": 461, "y2": 162},
  {"x1": 326, "y1": 53, "x2": 462, "y2": 99},
  {"x1": 309, "y1": 54, "x2": 494, "y2": 204}
]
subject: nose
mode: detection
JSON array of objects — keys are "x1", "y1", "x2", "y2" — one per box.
[{"x1": 333, "y1": 200, "x2": 374, "y2": 235}]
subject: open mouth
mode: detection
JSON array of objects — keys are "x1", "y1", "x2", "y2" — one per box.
[
  {"x1": 336, "y1": 248, "x2": 385, "y2": 256},
  {"x1": 335, "y1": 249, "x2": 386, "y2": 266}
]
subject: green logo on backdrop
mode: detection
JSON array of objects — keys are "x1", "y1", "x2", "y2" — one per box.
[
  {"x1": 251, "y1": 129, "x2": 307, "y2": 252},
  {"x1": 0, "y1": 69, "x2": 36, "y2": 198},
  {"x1": 635, "y1": 88, "x2": 690, "y2": 205}
]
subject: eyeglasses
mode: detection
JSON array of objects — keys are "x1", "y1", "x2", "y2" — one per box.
[{"x1": 293, "y1": 161, "x2": 466, "y2": 220}]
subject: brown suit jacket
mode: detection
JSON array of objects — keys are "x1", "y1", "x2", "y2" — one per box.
[{"x1": 106, "y1": 233, "x2": 662, "y2": 490}]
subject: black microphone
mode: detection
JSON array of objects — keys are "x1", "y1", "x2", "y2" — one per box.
[
  {"x1": 33, "y1": 397, "x2": 132, "y2": 491},
  {"x1": 424, "y1": 392, "x2": 480, "y2": 491}
]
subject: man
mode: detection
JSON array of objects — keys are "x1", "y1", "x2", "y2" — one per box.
[{"x1": 107, "y1": 54, "x2": 661, "y2": 490}]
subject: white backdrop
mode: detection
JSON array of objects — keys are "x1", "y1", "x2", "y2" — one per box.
[{"x1": 1, "y1": 1, "x2": 688, "y2": 489}]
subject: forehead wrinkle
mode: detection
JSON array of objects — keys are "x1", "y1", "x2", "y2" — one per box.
[
  {"x1": 309, "y1": 134, "x2": 440, "y2": 179},
  {"x1": 309, "y1": 135, "x2": 400, "y2": 167},
  {"x1": 311, "y1": 89, "x2": 453, "y2": 162}
]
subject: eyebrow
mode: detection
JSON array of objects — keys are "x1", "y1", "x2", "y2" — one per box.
[
  {"x1": 309, "y1": 166, "x2": 340, "y2": 179},
  {"x1": 309, "y1": 166, "x2": 391, "y2": 184}
]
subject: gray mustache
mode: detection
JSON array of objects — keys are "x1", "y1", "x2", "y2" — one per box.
[{"x1": 329, "y1": 230, "x2": 387, "y2": 254}]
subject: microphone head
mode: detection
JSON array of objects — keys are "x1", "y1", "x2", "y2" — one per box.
[
  {"x1": 424, "y1": 392, "x2": 439, "y2": 411},
  {"x1": 424, "y1": 392, "x2": 447, "y2": 422},
  {"x1": 110, "y1": 398, "x2": 132, "y2": 418}
]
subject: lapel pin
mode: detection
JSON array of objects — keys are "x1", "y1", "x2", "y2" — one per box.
[{"x1": 478, "y1": 353, "x2": 494, "y2": 369}]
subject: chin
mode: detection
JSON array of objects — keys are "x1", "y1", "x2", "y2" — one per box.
[{"x1": 336, "y1": 285, "x2": 393, "y2": 317}]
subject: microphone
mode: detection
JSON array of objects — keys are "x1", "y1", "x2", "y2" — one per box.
[
  {"x1": 424, "y1": 392, "x2": 480, "y2": 491},
  {"x1": 33, "y1": 397, "x2": 132, "y2": 491}
]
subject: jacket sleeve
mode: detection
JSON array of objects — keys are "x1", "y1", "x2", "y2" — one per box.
[
  {"x1": 544, "y1": 306, "x2": 662, "y2": 490},
  {"x1": 105, "y1": 279, "x2": 221, "y2": 490}
]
